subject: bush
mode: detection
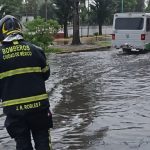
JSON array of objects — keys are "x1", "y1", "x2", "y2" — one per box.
[
  {"x1": 23, "y1": 16, "x2": 60, "y2": 52},
  {"x1": 45, "y1": 47, "x2": 62, "y2": 53},
  {"x1": 93, "y1": 32, "x2": 99, "y2": 36}
]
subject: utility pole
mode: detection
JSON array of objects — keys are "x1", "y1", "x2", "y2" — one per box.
[
  {"x1": 121, "y1": 0, "x2": 124, "y2": 13},
  {"x1": 25, "y1": 0, "x2": 28, "y2": 22},
  {"x1": 87, "y1": 0, "x2": 89, "y2": 36},
  {"x1": 45, "y1": 0, "x2": 48, "y2": 22}
]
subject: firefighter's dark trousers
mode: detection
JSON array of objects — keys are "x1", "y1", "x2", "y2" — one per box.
[{"x1": 4, "y1": 109, "x2": 53, "y2": 150}]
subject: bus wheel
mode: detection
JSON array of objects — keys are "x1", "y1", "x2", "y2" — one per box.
[{"x1": 122, "y1": 48, "x2": 131, "y2": 53}]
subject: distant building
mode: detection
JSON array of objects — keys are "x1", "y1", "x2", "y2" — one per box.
[
  {"x1": 21, "y1": 0, "x2": 51, "y2": 23},
  {"x1": 21, "y1": 16, "x2": 34, "y2": 24}
]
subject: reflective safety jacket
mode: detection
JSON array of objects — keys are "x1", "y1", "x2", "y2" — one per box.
[{"x1": 0, "y1": 40, "x2": 50, "y2": 116}]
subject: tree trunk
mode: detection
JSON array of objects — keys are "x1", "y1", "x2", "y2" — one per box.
[
  {"x1": 135, "y1": 0, "x2": 144, "y2": 12},
  {"x1": 64, "y1": 21, "x2": 68, "y2": 38},
  {"x1": 99, "y1": 23, "x2": 102, "y2": 35},
  {"x1": 45, "y1": 0, "x2": 48, "y2": 22},
  {"x1": 72, "y1": 0, "x2": 81, "y2": 45}
]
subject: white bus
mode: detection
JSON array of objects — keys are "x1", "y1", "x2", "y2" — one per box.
[{"x1": 112, "y1": 12, "x2": 150, "y2": 53}]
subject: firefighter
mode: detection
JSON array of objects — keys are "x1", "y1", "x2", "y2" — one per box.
[{"x1": 0, "y1": 15, "x2": 53, "y2": 150}]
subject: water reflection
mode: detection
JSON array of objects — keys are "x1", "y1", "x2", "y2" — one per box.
[{"x1": 47, "y1": 50, "x2": 150, "y2": 150}]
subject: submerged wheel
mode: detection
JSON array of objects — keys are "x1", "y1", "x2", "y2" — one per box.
[{"x1": 122, "y1": 48, "x2": 131, "y2": 53}]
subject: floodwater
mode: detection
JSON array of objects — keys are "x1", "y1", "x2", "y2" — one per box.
[{"x1": 1, "y1": 48, "x2": 150, "y2": 150}]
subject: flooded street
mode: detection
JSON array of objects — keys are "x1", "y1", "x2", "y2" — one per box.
[{"x1": 1, "y1": 48, "x2": 150, "y2": 150}]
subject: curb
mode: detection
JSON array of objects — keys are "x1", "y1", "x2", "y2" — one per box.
[{"x1": 56, "y1": 46, "x2": 111, "y2": 54}]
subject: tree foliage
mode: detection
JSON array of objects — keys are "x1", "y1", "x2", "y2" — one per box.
[
  {"x1": 80, "y1": 0, "x2": 88, "y2": 24},
  {"x1": 90, "y1": 0, "x2": 112, "y2": 35},
  {"x1": 0, "y1": 0, "x2": 23, "y2": 18},
  {"x1": 23, "y1": 0, "x2": 37, "y2": 17},
  {"x1": 88, "y1": 0, "x2": 147, "y2": 34},
  {"x1": 111, "y1": 0, "x2": 145, "y2": 13},
  {"x1": 53, "y1": 0, "x2": 73, "y2": 38},
  {"x1": 146, "y1": 0, "x2": 150, "y2": 12},
  {"x1": 0, "y1": 0, "x2": 149, "y2": 46},
  {"x1": 39, "y1": 1, "x2": 56, "y2": 20},
  {"x1": 134, "y1": 0, "x2": 145, "y2": 12},
  {"x1": 24, "y1": 16, "x2": 60, "y2": 51}
]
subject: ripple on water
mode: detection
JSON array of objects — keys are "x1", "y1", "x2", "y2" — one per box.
[{"x1": 1, "y1": 51, "x2": 150, "y2": 149}]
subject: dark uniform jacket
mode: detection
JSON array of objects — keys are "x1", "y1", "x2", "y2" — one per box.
[{"x1": 0, "y1": 40, "x2": 50, "y2": 117}]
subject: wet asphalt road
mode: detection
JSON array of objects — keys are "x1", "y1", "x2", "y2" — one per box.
[{"x1": 1, "y1": 48, "x2": 150, "y2": 150}]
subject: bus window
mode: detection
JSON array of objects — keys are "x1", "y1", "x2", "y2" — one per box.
[{"x1": 115, "y1": 18, "x2": 144, "y2": 30}]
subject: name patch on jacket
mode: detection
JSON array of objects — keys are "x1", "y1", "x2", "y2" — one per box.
[
  {"x1": 2, "y1": 45, "x2": 32, "y2": 60},
  {"x1": 16, "y1": 102, "x2": 41, "y2": 111}
]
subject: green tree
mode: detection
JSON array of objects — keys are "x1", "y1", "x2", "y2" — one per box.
[
  {"x1": 112, "y1": 0, "x2": 137, "y2": 13},
  {"x1": 53, "y1": 0, "x2": 73, "y2": 38},
  {"x1": 90, "y1": 0, "x2": 145, "y2": 30},
  {"x1": 72, "y1": 0, "x2": 81, "y2": 45},
  {"x1": 24, "y1": 0, "x2": 38, "y2": 17},
  {"x1": 135, "y1": 0, "x2": 145, "y2": 12},
  {"x1": 80, "y1": 0, "x2": 88, "y2": 24},
  {"x1": 90, "y1": 0, "x2": 112, "y2": 35},
  {"x1": 0, "y1": 0, "x2": 23, "y2": 18},
  {"x1": 24, "y1": 16, "x2": 60, "y2": 51},
  {"x1": 146, "y1": 0, "x2": 150, "y2": 12},
  {"x1": 39, "y1": 1, "x2": 56, "y2": 20}
]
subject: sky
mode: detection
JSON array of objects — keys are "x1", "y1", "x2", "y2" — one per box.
[{"x1": 145, "y1": 0, "x2": 148, "y2": 6}]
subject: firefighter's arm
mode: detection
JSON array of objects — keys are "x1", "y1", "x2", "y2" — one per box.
[
  {"x1": 41, "y1": 61, "x2": 50, "y2": 81},
  {"x1": 38, "y1": 50, "x2": 50, "y2": 81}
]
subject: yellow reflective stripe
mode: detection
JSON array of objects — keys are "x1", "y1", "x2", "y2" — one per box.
[
  {"x1": 0, "y1": 67, "x2": 42, "y2": 79},
  {"x1": 2, "y1": 93, "x2": 48, "y2": 107},
  {"x1": 13, "y1": 41, "x2": 19, "y2": 45},
  {"x1": 42, "y1": 65, "x2": 49, "y2": 73},
  {"x1": 6, "y1": 29, "x2": 22, "y2": 35},
  {"x1": 2, "y1": 23, "x2": 7, "y2": 34}
]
